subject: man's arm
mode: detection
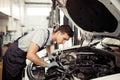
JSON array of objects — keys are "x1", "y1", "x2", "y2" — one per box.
[
  {"x1": 46, "y1": 45, "x2": 51, "y2": 56},
  {"x1": 26, "y1": 42, "x2": 47, "y2": 67}
]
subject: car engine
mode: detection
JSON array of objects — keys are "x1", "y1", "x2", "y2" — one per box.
[{"x1": 27, "y1": 46, "x2": 120, "y2": 80}]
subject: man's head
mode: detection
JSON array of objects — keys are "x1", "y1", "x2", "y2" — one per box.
[{"x1": 53, "y1": 25, "x2": 74, "y2": 44}]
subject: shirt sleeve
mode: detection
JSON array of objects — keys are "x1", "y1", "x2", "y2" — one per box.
[{"x1": 31, "y1": 29, "x2": 47, "y2": 48}]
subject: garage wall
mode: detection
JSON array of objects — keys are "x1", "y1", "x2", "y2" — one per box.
[{"x1": 24, "y1": 4, "x2": 51, "y2": 33}]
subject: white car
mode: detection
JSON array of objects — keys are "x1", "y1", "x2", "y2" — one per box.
[{"x1": 26, "y1": 0, "x2": 120, "y2": 80}]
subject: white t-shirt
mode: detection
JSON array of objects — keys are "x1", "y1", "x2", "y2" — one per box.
[{"x1": 18, "y1": 28, "x2": 53, "y2": 52}]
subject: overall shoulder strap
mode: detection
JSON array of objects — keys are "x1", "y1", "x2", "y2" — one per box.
[
  {"x1": 43, "y1": 29, "x2": 50, "y2": 46},
  {"x1": 39, "y1": 29, "x2": 50, "y2": 51}
]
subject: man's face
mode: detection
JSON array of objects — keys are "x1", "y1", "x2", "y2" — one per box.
[{"x1": 56, "y1": 32, "x2": 70, "y2": 44}]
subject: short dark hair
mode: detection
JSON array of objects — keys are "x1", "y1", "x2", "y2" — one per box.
[{"x1": 55, "y1": 25, "x2": 74, "y2": 37}]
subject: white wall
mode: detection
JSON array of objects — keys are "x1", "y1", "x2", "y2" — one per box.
[{"x1": 24, "y1": 4, "x2": 51, "y2": 33}]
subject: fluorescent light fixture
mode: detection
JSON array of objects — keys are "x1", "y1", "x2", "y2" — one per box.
[{"x1": 27, "y1": 7, "x2": 51, "y2": 16}]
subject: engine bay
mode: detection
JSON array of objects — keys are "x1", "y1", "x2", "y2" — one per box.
[{"x1": 27, "y1": 46, "x2": 120, "y2": 80}]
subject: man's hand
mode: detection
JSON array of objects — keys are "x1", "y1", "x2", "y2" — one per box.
[{"x1": 46, "y1": 61, "x2": 59, "y2": 68}]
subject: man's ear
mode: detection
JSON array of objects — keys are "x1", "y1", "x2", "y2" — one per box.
[
  {"x1": 56, "y1": 31, "x2": 61, "y2": 34},
  {"x1": 59, "y1": 30, "x2": 65, "y2": 33}
]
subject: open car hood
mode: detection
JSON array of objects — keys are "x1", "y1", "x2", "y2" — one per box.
[{"x1": 57, "y1": 0, "x2": 120, "y2": 37}]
